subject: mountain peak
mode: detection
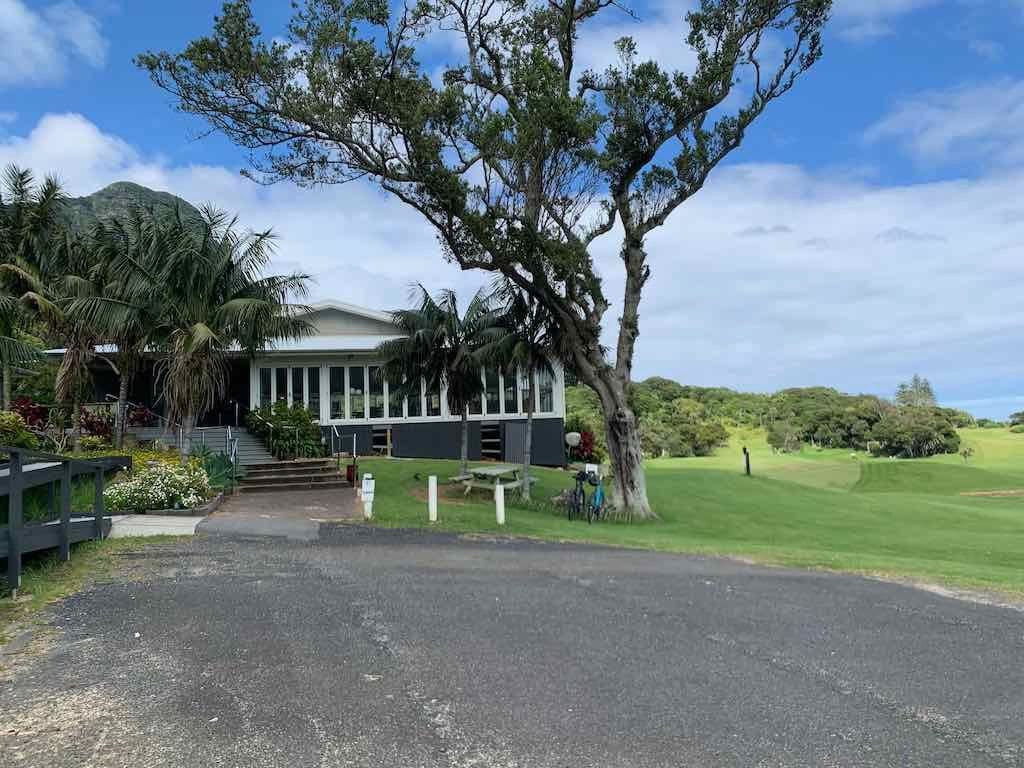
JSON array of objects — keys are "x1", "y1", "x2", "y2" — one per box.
[{"x1": 62, "y1": 181, "x2": 201, "y2": 231}]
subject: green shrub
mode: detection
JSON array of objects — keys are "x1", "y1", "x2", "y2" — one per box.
[
  {"x1": 246, "y1": 402, "x2": 324, "y2": 459},
  {"x1": 1010, "y1": 424, "x2": 1024, "y2": 434},
  {"x1": 104, "y1": 462, "x2": 209, "y2": 512},
  {"x1": 0, "y1": 411, "x2": 39, "y2": 451},
  {"x1": 78, "y1": 435, "x2": 112, "y2": 452}
]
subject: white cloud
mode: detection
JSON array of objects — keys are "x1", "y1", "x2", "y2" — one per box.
[
  {"x1": 2, "y1": 113, "x2": 1023, "y2": 417},
  {"x1": 865, "y1": 79, "x2": 1024, "y2": 166},
  {"x1": 832, "y1": 0, "x2": 939, "y2": 40},
  {"x1": 574, "y1": 0, "x2": 699, "y2": 75},
  {"x1": 0, "y1": 0, "x2": 108, "y2": 87}
]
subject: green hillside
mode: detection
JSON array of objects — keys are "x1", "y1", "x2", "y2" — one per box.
[{"x1": 62, "y1": 181, "x2": 201, "y2": 232}]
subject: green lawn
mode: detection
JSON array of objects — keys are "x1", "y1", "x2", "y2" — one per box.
[{"x1": 358, "y1": 427, "x2": 1024, "y2": 595}]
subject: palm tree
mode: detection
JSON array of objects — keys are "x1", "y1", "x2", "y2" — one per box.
[
  {"x1": 69, "y1": 212, "x2": 170, "y2": 447},
  {"x1": 378, "y1": 287, "x2": 503, "y2": 477},
  {"x1": 76, "y1": 205, "x2": 312, "y2": 457},
  {"x1": 0, "y1": 166, "x2": 64, "y2": 408},
  {"x1": 486, "y1": 283, "x2": 563, "y2": 500},
  {"x1": 7, "y1": 228, "x2": 106, "y2": 449}
]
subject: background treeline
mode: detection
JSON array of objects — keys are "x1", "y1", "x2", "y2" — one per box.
[{"x1": 567, "y1": 374, "x2": 983, "y2": 461}]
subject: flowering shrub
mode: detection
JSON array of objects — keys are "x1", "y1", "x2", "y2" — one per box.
[
  {"x1": 0, "y1": 410, "x2": 40, "y2": 450},
  {"x1": 104, "y1": 462, "x2": 209, "y2": 512}
]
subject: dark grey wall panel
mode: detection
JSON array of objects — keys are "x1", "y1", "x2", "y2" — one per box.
[
  {"x1": 323, "y1": 425, "x2": 374, "y2": 455},
  {"x1": 526, "y1": 418, "x2": 566, "y2": 466},
  {"x1": 391, "y1": 421, "x2": 482, "y2": 461}
]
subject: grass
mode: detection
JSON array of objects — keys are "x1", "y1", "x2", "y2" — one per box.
[
  {"x1": 0, "y1": 536, "x2": 183, "y2": 643},
  {"x1": 357, "y1": 426, "x2": 1024, "y2": 595}
]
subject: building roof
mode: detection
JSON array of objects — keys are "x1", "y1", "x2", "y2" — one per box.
[{"x1": 303, "y1": 300, "x2": 396, "y2": 325}]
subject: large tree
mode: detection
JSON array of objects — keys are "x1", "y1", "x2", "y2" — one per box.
[{"x1": 139, "y1": 0, "x2": 831, "y2": 518}]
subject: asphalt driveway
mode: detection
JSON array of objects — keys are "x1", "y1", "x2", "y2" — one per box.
[{"x1": 2, "y1": 526, "x2": 1023, "y2": 767}]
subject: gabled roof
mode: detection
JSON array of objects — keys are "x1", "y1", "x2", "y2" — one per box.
[{"x1": 302, "y1": 300, "x2": 396, "y2": 325}]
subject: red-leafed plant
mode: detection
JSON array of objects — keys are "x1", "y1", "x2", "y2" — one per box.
[{"x1": 12, "y1": 397, "x2": 50, "y2": 427}]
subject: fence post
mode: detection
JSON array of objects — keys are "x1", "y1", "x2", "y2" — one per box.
[
  {"x1": 428, "y1": 475, "x2": 438, "y2": 523},
  {"x1": 495, "y1": 483, "x2": 506, "y2": 526},
  {"x1": 6, "y1": 451, "x2": 24, "y2": 596},
  {"x1": 60, "y1": 461, "x2": 72, "y2": 561},
  {"x1": 93, "y1": 467, "x2": 105, "y2": 540}
]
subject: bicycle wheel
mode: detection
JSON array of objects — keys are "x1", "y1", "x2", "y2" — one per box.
[{"x1": 571, "y1": 487, "x2": 585, "y2": 521}]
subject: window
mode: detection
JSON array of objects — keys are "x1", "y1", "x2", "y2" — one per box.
[
  {"x1": 406, "y1": 378, "x2": 422, "y2": 418},
  {"x1": 329, "y1": 366, "x2": 345, "y2": 420},
  {"x1": 537, "y1": 368, "x2": 554, "y2": 413},
  {"x1": 259, "y1": 368, "x2": 271, "y2": 406},
  {"x1": 368, "y1": 366, "x2": 385, "y2": 419},
  {"x1": 469, "y1": 369, "x2": 483, "y2": 415},
  {"x1": 292, "y1": 367, "x2": 304, "y2": 408},
  {"x1": 307, "y1": 367, "x2": 320, "y2": 419},
  {"x1": 275, "y1": 368, "x2": 288, "y2": 402},
  {"x1": 503, "y1": 368, "x2": 518, "y2": 414},
  {"x1": 387, "y1": 376, "x2": 403, "y2": 419},
  {"x1": 349, "y1": 366, "x2": 365, "y2": 419},
  {"x1": 426, "y1": 382, "x2": 442, "y2": 417},
  {"x1": 484, "y1": 368, "x2": 500, "y2": 415}
]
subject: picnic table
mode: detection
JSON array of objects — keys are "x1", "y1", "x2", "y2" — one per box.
[{"x1": 459, "y1": 464, "x2": 534, "y2": 496}]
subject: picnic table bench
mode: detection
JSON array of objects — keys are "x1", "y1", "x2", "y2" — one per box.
[{"x1": 458, "y1": 464, "x2": 538, "y2": 496}]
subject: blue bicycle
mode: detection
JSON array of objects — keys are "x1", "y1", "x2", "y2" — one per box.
[{"x1": 568, "y1": 470, "x2": 605, "y2": 524}]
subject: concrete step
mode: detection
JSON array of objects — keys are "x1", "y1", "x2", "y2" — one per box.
[
  {"x1": 244, "y1": 465, "x2": 341, "y2": 480},
  {"x1": 243, "y1": 458, "x2": 334, "y2": 471},
  {"x1": 240, "y1": 478, "x2": 351, "y2": 493}
]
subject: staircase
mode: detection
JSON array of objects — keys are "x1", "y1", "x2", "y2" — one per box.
[
  {"x1": 237, "y1": 458, "x2": 350, "y2": 494},
  {"x1": 126, "y1": 425, "x2": 276, "y2": 467},
  {"x1": 481, "y1": 422, "x2": 502, "y2": 461}
]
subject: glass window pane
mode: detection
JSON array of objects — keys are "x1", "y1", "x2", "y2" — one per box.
[
  {"x1": 292, "y1": 367, "x2": 304, "y2": 407},
  {"x1": 329, "y1": 366, "x2": 345, "y2": 420},
  {"x1": 275, "y1": 367, "x2": 288, "y2": 402},
  {"x1": 485, "y1": 368, "x2": 500, "y2": 415},
  {"x1": 406, "y1": 379, "x2": 422, "y2": 418},
  {"x1": 349, "y1": 366, "x2": 365, "y2": 419},
  {"x1": 259, "y1": 368, "x2": 271, "y2": 406},
  {"x1": 426, "y1": 382, "x2": 442, "y2": 417},
  {"x1": 387, "y1": 376, "x2": 402, "y2": 419},
  {"x1": 307, "y1": 367, "x2": 320, "y2": 418},
  {"x1": 368, "y1": 366, "x2": 385, "y2": 419},
  {"x1": 469, "y1": 370, "x2": 483, "y2": 415},
  {"x1": 503, "y1": 369, "x2": 518, "y2": 414},
  {"x1": 538, "y1": 368, "x2": 554, "y2": 413}
]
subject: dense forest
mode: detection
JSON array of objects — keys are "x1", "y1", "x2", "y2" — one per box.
[{"x1": 566, "y1": 375, "x2": 979, "y2": 462}]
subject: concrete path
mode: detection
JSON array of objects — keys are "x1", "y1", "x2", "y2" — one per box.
[
  {"x1": 108, "y1": 514, "x2": 204, "y2": 538},
  {"x1": 196, "y1": 487, "x2": 359, "y2": 541},
  {"x1": 2, "y1": 528, "x2": 1022, "y2": 767}
]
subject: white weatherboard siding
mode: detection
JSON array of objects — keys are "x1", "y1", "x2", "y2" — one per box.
[{"x1": 248, "y1": 302, "x2": 566, "y2": 426}]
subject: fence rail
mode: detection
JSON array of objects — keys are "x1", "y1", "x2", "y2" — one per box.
[{"x1": 0, "y1": 445, "x2": 131, "y2": 597}]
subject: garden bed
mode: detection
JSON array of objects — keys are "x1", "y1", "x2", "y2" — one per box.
[{"x1": 132, "y1": 491, "x2": 225, "y2": 517}]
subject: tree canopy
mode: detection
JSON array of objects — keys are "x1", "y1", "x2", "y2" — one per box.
[{"x1": 138, "y1": 0, "x2": 834, "y2": 519}]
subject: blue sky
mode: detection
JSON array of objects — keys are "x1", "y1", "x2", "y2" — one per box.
[{"x1": 1, "y1": 0, "x2": 1023, "y2": 417}]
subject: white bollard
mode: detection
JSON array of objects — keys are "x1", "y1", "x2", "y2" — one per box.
[
  {"x1": 361, "y1": 473, "x2": 375, "y2": 520},
  {"x1": 495, "y1": 483, "x2": 505, "y2": 526},
  {"x1": 428, "y1": 475, "x2": 438, "y2": 523}
]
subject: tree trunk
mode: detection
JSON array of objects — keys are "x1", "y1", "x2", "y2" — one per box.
[
  {"x1": 521, "y1": 382, "x2": 534, "y2": 501},
  {"x1": 180, "y1": 412, "x2": 195, "y2": 462},
  {"x1": 603, "y1": 400, "x2": 651, "y2": 520},
  {"x1": 71, "y1": 397, "x2": 81, "y2": 452},
  {"x1": 115, "y1": 374, "x2": 130, "y2": 449},
  {"x1": 573, "y1": 358, "x2": 654, "y2": 520},
  {"x1": 2, "y1": 363, "x2": 11, "y2": 410},
  {"x1": 459, "y1": 408, "x2": 469, "y2": 476}
]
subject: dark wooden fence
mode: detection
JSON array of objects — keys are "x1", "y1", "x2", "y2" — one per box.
[{"x1": 0, "y1": 446, "x2": 131, "y2": 597}]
